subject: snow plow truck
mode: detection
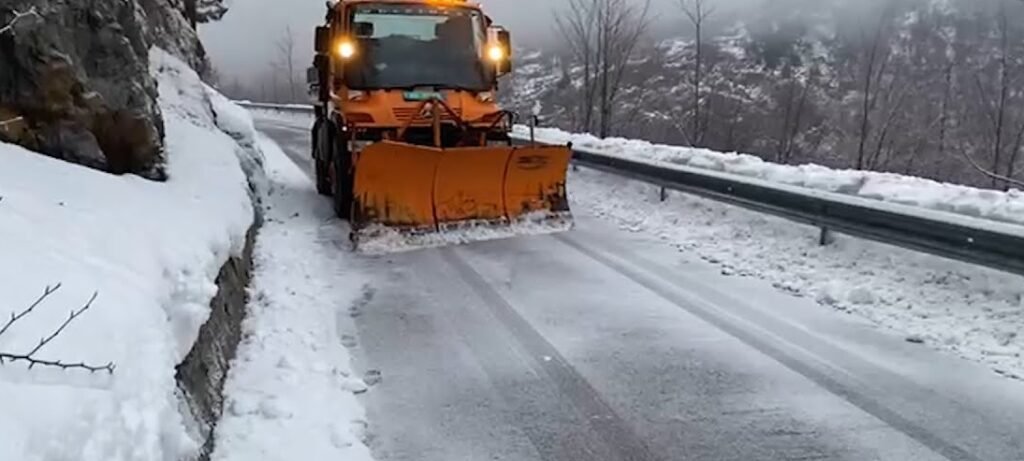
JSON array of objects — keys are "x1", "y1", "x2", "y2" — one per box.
[{"x1": 308, "y1": 0, "x2": 573, "y2": 246}]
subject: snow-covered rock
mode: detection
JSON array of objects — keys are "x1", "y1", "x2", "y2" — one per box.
[{"x1": 0, "y1": 49, "x2": 255, "y2": 461}]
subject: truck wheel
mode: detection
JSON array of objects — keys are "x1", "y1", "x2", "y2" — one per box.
[
  {"x1": 332, "y1": 136, "x2": 354, "y2": 220},
  {"x1": 312, "y1": 120, "x2": 331, "y2": 196},
  {"x1": 315, "y1": 159, "x2": 331, "y2": 196}
]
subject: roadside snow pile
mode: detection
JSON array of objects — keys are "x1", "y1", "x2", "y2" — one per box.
[
  {"x1": 211, "y1": 134, "x2": 374, "y2": 461},
  {"x1": 515, "y1": 126, "x2": 1024, "y2": 229},
  {"x1": 0, "y1": 50, "x2": 256, "y2": 461},
  {"x1": 570, "y1": 169, "x2": 1024, "y2": 380}
]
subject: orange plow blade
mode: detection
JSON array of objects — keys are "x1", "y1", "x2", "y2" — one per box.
[
  {"x1": 352, "y1": 141, "x2": 442, "y2": 234},
  {"x1": 504, "y1": 145, "x2": 573, "y2": 221},
  {"x1": 350, "y1": 141, "x2": 574, "y2": 251},
  {"x1": 433, "y1": 146, "x2": 510, "y2": 227}
]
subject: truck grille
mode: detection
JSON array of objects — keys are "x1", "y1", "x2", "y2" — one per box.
[{"x1": 392, "y1": 107, "x2": 463, "y2": 123}]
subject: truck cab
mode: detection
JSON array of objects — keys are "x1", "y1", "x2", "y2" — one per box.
[{"x1": 312, "y1": 0, "x2": 512, "y2": 142}]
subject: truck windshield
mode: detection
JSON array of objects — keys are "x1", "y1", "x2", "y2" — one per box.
[{"x1": 345, "y1": 4, "x2": 491, "y2": 91}]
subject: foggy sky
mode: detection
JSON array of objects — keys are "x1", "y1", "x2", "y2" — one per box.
[{"x1": 200, "y1": 0, "x2": 743, "y2": 85}]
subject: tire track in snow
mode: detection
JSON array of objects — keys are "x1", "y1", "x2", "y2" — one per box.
[
  {"x1": 550, "y1": 233, "x2": 980, "y2": 461},
  {"x1": 439, "y1": 247, "x2": 661, "y2": 461}
]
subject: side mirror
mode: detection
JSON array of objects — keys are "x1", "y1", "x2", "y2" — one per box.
[
  {"x1": 306, "y1": 66, "x2": 318, "y2": 86},
  {"x1": 313, "y1": 54, "x2": 330, "y2": 102},
  {"x1": 314, "y1": 26, "x2": 330, "y2": 54}
]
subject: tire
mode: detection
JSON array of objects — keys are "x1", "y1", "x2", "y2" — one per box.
[
  {"x1": 331, "y1": 128, "x2": 354, "y2": 220},
  {"x1": 313, "y1": 121, "x2": 331, "y2": 196},
  {"x1": 315, "y1": 159, "x2": 331, "y2": 196}
]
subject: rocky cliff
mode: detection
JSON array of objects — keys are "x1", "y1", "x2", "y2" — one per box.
[{"x1": 0, "y1": 0, "x2": 208, "y2": 180}]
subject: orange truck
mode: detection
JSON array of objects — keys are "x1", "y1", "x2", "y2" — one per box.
[{"x1": 308, "y1": 0, "x2": 572, "y2": 245}]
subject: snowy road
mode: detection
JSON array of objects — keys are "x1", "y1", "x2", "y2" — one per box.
[{"x1": 253, "y1": 114, "x2": 1024, "y2": 461}]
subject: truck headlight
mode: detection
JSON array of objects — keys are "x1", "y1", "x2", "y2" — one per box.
[
  {"x1": 487, "y1": 45, "x2": 504, "y2": 62},
  {"x1": 338, "y1": 40, "x2": 356, "y2": 59}
]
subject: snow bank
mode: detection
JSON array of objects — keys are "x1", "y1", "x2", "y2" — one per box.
[
  {"x1": 211, "y1": 134, "x2": 374, "y2": 461},
  {"x1": 0, "y1": 50, "x2": 255, "y2": 460},
  {"x1": 208, "y1": 88, "x2": 267, "y2": 200},
  {"x1": 514, "y1": 126, "x2": 1024, "y2": 230},
  {"x1": 570, "y1": 168, "x2": 1024, "y2": 380}
]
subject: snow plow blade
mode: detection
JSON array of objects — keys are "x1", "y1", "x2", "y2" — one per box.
[
  {"x1": 350, "y1": 142, "x2": 573, "y2": 251},
  {"x1": 351, "y1": 141, "x2": 442, "y2": 235}
]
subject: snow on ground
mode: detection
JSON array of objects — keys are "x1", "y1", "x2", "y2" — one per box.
[
  {"x1": 242, "y1": 106, "x2": 1023, "y2": 380},
  {"x1": 355, "y1": 211, "x2": 574, "y2": 255},
  {"x1": 234, "y1": 105, "x2": 314, "y2": 129},
  {"x1": 210, "y1": 133, "x2": 374, "y2": 461},
  {"x1": 515, "y1": 126, "x2": 1024, "y2": 229},
  {"x1": 0, "y1": 50, "x2": 255, "y2": 461},
  {"x1": 568, "y1": 167, "x2": 1024, "y2": 380}
]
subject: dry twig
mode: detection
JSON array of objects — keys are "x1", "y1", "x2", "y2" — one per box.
[{"x1": 0, "y1": 287, "x2": 115, "y2": 374}]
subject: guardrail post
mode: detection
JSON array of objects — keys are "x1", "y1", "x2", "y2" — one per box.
[
  {"x1": 529, "y1": 115, "x2": 537, "y2": 145},
  {"x1": 819, "y1": 227, "x2": 834, "y2": 246},
  {"x1": 569, "y1": 142, "x2": 579, "y2": 172}
]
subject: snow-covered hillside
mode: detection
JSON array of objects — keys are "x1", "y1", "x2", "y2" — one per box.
[
  {"x1": 507, "y1": 0, "x2": 1024, "y2": 188},
  {"x1": 0, "y1": 50, "x2": 255, "y2": 461}
]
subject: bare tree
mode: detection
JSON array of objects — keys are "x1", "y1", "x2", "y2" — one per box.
[
  {"x1": 556, "y1": 0, "x2": 652, "y2": 138},
  {"x1": 677, "y1": 0, "x2": 716, "y2": 146},
  {"x1": 970, "y1": 1, "x2": 1024, "y2": 189},
  {"x1": 771, "y1": 66, "x2": 817, "y2": 164},
  {"x1": 555, "y1": 0, "x2": 598, "y2": 133},
  {"x1": 0, "y1": 283, "x2": 115, "y2": 374},
  {"x1": 851, "y1": 5, "x2": 897, "y2": 170},
  {"x1": 273, "y1": 26, "x2": 300, "y2": 103}
]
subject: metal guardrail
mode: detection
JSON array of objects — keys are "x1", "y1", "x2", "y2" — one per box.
[
  {"x1": 555, "y1": 146, "x2": 1024, "y2": 277},
  {"x1": 237, "y1": 101, "x2": 1024, "y2": 276},
  {"x1": 235, "y1": 101, "x2": 317, "y2": 113}
]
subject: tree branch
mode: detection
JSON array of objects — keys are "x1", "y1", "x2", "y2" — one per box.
[
  {"x1": 0, "y1": 288, "x2": 115, "y2": 374},
  {"x1": 0, "y1": 7, "x2": 39, "y2": 35},
  {"x1": 0, "y1": 116, "x2": 23, "y2": 128},
  {"x1": 0, "y1": 283, "x2": 61, "y2": 337},
  {"x1": 25, "y1": 292, "x2": 98, "y2": 358},
  {"x1": 958, "y1": 148, "x2": 1024, "y2": 189}
]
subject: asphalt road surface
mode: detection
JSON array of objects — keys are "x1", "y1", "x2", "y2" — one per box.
[{"x1": 255, "y1": 113, "x2": 1024, "y2": 461}]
